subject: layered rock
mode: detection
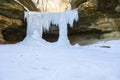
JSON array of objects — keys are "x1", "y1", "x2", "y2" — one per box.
[
  {"x1": 17, "y1": 0, "x2": 38, "y2": 11},
  {"x1": 69, "y1": 0, "x2": 120, "y2": 45},
  {"x1": 0, "y1": 0, "x2": 37, "y2": 43}
]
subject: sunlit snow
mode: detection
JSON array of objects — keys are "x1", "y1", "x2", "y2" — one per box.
[{"x1": 0, "y1": 40, "x2": 120, "y2": 80}]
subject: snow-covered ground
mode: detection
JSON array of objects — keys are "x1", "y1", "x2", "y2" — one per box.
[{"x1": 0, "y1": 40, "x2": 120, "y2": 80}]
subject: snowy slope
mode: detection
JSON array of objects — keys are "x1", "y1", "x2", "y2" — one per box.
[{"x1": 0, "y1": 40, "x2": 120, "y2": 80}]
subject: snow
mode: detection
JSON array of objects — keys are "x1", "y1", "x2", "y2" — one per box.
[{"x1": 0, "y1": 40, "x2": 120, "y2": 80}]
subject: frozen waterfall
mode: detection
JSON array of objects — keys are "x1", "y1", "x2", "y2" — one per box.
[{"x1": 24, "y1": 9, "x2": 78, "y2": 46}]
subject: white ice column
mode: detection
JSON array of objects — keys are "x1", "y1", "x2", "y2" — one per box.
[
  {"x1": 57, "y1": 10, "x2": 78, "y2": 46},
  {"x1": 25, "y1": 12, "x2": 43, "y2": 41},
  {"x1": 58, "y1": 13, "x2": 70, "y2": 45}
]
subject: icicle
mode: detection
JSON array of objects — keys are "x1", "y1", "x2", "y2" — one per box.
[
  {"x1": 66, "y1": 10, "x2": 78, "y2": 27},
  {"x1": 50, "y1": 13, "x2": 61, "y2": 26},
  {"x1": 42, "y1": 13, "x2": 51, "y2": 32},
  {"x1": 74, "y1": 10, "x2": 79, "y2": 21}
]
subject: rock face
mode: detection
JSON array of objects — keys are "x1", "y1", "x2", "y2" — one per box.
[
  {"x1": 97, "y1": 0, "x2": 119, "y2": 13},
  {"x1": 71, "y1": 0, "x2": 87, "y2": 9},
  {"x1": 0, "y1": 0, "x2": 37, "y2": 43},
  {"x1": 0, "y1": 0, "x2": 23, "y2": 43},
  {"x1": 0, "y1": 0, "x2": 120, "y2": 45},
  {"x1": 18, "y1": 0, "x2": 38, "y2": 11},
  {"x1": 31, "y1": 0, "x2": 71, "y2": 12},
  {"x1": 69, "y1": 0, "x2": 120, "y2": 45}
]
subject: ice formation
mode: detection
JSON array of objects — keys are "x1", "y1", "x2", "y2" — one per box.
[{"x1": 24, "y1": 9, "x2": 78, "y2": 46}]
